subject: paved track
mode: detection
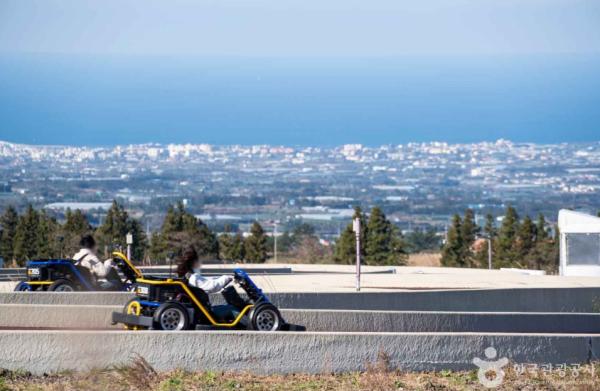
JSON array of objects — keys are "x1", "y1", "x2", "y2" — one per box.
[
  {"x1": 2, "y1": 286, "x2": 599, "y2": 374},
  {"x1": 2, "y1": 287, "x2": 600, "y2": 311},
  {"x1": 2, "y1": 304, "x2": 600, "y2": 333}
]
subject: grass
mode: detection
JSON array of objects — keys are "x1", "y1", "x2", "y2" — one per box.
[{"x1": 1, "y1": 357, "x2": 598, "y2": 391}]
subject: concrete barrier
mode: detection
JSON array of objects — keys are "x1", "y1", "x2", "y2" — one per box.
[
  {"x1": 2, "y1": 287, "x2": 600, "y2": 312},
  {"x1": 2, "y1": 304, "x2": 600, "y2": 334},
  {"x1": 0, "y1": 330, "x2": 596, "y2": 374}
]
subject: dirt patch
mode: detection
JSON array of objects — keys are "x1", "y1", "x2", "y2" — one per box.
[{"x1": 407, "y1": 252, "x2": 442, "y2": 267}]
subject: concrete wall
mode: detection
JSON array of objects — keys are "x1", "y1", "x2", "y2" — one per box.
[
  {"x1": 0, "y1": 330, "x2": 596, "y2": 374},
  {"x1": 3, "y1": 304, "x2": 600, "y2": 334},
  {"x1": 2, "y1": 287, "x2": 600, "y2": 312}
]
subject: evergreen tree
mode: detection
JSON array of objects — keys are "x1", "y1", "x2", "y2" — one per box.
[
  {"x1": 218, "y1": 232, "x2": 234, "y2": 261},
  {"x1": 333, "y1": 206, "x2": 367, "y2": 264},
  {"x1": 13, "y1": 205, "x2": 40, "y2": 266},
  {"x1": 528, "y1": 215, "x2": 558, "y2": 271},
  {"x1": 244, "y1": 221, "x2": 268, "y2": 263},
  {"x1": 495, "y1": 206, "x2": 520, "y2": 267},
  {"x1": 127, "y1": 218, "x2": 148, "y2": 262},
  {"x1": 151, "y1": 201, "x2": 218, "y2": 261},
  {"x1": 97, "y1": 200, "x2": 148, "y2": 261},
  {"x1": 149, "y1": 231, "x2": 169, "y2": 263},
  {"x1": 535, "y1": 214, "x2": 549, "y2": 241},
  {"x1": 365, "y1": 207, "x2": 406, "y2": 265},
  {"x1": 515, "y1": 215, "x2": 536, "y2": 267},
  {"x1": 0, "y1": 206, "x2": 18, "y2": 263},
  {"x1": 97, "y1": 200, "x2": 129, "y2": 255},
  {"x1": 460, "y1": 209, "x2": 479, "y2": 266},
  {"x1": 36, "y1": 211, "x2": 60, "y2": 259},
  {"x1": 441, "y1": 214, "x2": 463, "y2": 267},
  {"x1": 483, "y1": 214, "x2": 496, "y2": 238},
  {"x1": 229, "y1": 233, "x2": 245, "y2": 261},
  {"x1": 61, "y1": 209, "x2": 92, "y2": 257}
]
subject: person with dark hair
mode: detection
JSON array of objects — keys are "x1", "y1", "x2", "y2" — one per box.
[
  {"x1": 177, "y1": 246, "x2": 248, "y2": 312},
  {"x1": 177, "y1": 246, "x2": 233, "y2": 293},
  {"x1": 73, "y1": 234, "x2": 120, "y2": 287}
]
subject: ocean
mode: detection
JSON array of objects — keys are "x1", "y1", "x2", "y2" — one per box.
[{"x1": 0, "y1": 53, "x2": 599, "y2": 146}]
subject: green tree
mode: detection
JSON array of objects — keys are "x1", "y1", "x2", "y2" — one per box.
[
  {"x1": 495, "y1": 206, "x2": 520, "y2": 267},
  {"x1": 515, "y1": 215, "x2": 536, "y2": 268},
  {"x1": 97, "y1": 201, "x2": 129, "y2": 255},
  {"x1": 0, "y1": 206, "x2": 18, "y2": 263},
  {"x1": 151, "y1": 202, "x2": 218, "y2": 261},
  {"x1": 149, "y1": 231, "x2": 169, "y2": 263},
  {"x1": 36, "y1": 211, "x2": 60, "y2": 259},
  {"x1": 460, "y1": 209, "x2": 479, "y2": 266},
  {"x1": 229, "y1": 233, "x2": 245, "y2": 262},
  {"x1": 535, "y1": 214, "x2": 549, "y2": 241},
  {"x1": 244, "y1": 221, "x2": 268, "y2": 263},
  {"x1": 441, "y1": 214, "x2": 463, "y2": 267},
  {"x1": 365, "y1": 206, "x2": 406, "y2": 265},
  {"x1": 127, "y1": 218, "x2": 148, "y2": 262},
  {"x1": 333, "y1": 206, "x2": 367, "y2": 264},
  {"x1": 97, "y1": 200, "x2": 147, "y2": 261},
  {"x1": 218, "y1": 232, "x2": 234, "y2": 261},
  {"x1": 483, "y1": 213, "x2": 496, "y2": 238},
  {"x1": 61, "y1": 209, "x2": 92, "y2": 257},
  {"x1": 527, "y1": 214, "x2": 558, "y2": 271},
  {"x1": 13, "y1": 205, "x2": 40, "y2": 265}
]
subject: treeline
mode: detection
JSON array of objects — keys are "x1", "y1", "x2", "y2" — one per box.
[
  {"x1": 148, "y1": 202, "x2": 269, "y2": 263},
  {"x1": 441, "y1": 206, "x2": 559, "y2": 271},
  {"x1": 0, "y1": 202, "x2": 147, "y2": 266},
  {"x1": 0, "y1": 202, "x2": 409, "y2": 267}
]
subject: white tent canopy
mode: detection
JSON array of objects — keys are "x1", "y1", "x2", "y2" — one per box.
[{"x1": 558, "y1": 209, "x2": 600, "y2": 277}]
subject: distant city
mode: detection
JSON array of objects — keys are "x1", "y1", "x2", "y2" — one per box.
[{"x1": 1, "y1": 139, "x2": 599, "y2": 238}]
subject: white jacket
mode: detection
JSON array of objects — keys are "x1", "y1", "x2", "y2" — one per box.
[
  {"x1": 73, "y1": 248, "x2": 113, "y2": 278},
  {"x1": 187, "y1": 273, "x2": 233, "y2": 294}
]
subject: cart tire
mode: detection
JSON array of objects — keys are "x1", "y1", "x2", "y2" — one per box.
[
  {"x1": 49, "y1": 279, "x2": 76, "y2": 292},
  {"x1": 153, "y1": 302, "x2": 190, "y2": 331},
  {"x1": 14, "y1": 282, "x2": 32, "y2": 292},
  {"x1": 248, "y1": 303, "x2": 283, "y2": 331}
]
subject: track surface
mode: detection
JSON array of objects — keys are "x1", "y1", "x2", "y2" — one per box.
[{"x1": 1, "y1": 287, "x2": 600, "y2": 374}]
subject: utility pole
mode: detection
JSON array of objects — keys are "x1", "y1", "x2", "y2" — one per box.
[
  {"x1": 487, "y1": 237, "x2": 493, "y2": 270},
  {"x1": 273, "y1": 221, "x2": 278, "y2": 263},
  {"x1": 126, "y1": 232, "x2": 133, "y2": 260},
  {"x1": 353, "y1": 217, "x2": 361, "y2": 292}
]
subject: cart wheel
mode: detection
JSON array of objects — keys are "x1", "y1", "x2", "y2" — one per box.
[
  {"x1": 49, "y1": 279, "x2": 76, "y2": 292},
  {"x1": 249, "y1": 303, "x2": 283, "y2": 331},
  {"x1": 14, "y1": 282, "x2": 32, "y2": 292},
  {"x1": 154, "y1": 302, "x2": 190, "y2": 331},
  {"x1": 123, "y1": 298, "x2": 143, "y2": 330}
]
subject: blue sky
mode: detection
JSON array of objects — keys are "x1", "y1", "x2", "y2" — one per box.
[
  {"x1": 0, "y1": 1, "x2": 599, "y2": 146},
  {"x1": 1, "y1": 0, "x2": 599, "y2": 57}
]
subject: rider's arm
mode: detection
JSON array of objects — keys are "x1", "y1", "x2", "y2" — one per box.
[{"x1": 188, "y1": 274, "x2": 233, "y2": 294}]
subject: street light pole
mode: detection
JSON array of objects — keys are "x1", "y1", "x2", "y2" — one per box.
[
  {"x1": 273, "y1": 221, "x2": 278, "y2": 263},
  {"x1": 353, "y1": 218, "x2": 361, "y2": 292},
  {"x1": 126, "y1": 232, "x2": 133, "y2": 260},
  {"x1": 487, "y1": 238, "x2": 492, "y2": 270}
]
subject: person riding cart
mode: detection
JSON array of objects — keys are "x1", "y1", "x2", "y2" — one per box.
[
  {"x1": 112, "y1": 246, "x2": 304, "y2": 331},
  {"x1": 73, "y1": 234, "x2": 122, "y2": 290}
]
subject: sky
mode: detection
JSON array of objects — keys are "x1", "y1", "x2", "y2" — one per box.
[{"x1": 0, "y1": 0, "x2": 599, "y2": 146}]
